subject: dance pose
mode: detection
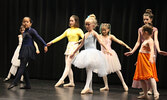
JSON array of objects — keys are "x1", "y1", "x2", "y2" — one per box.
[
  {"x1": 99, "y1": 23, "x2": 131, "y2": 92},
  {"x1": 4, "y1": 25, "x2": 40, "y2": 82},
  {"x1": 125, "y1": 9, "x2": 167, "y2": 98},
  {"x1": 47, "y1": 15, "x2": 84, "y2": 87},
  {"x1": 8, "y1": 17, "x2": 48, "y2": 89},
  {"x1": 70, "y1": 14, "x2": 111, "y2": 95},
  {"x1": 131, "y1": 24, "x2": 159, "y2": 99}
]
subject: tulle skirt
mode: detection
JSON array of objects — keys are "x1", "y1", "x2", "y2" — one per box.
[
  {"x1": 103, "y1": 49, "x2": 121, "y2": 74},
  {"x1": 19, "y1": 45, "x2": 36, "y2": 60},
  {"x1": 72, "y1": 48, "x2": 109, "y2": 77}
]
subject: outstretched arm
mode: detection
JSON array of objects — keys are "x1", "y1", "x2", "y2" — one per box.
[
  {"x1": 93, "y1": 32, "x2": 112, "y2": 55},
  {"x1": 124, "y1": 30, "x2": 141, "y2": 56},
  {"x1": 47, "y1": 30, "x2": 67, "y2": 46},
  {"x1": 110, "y1": 35, "x2": 132, "y2": 51},
  {"x1": 154, "y1": 30, "x2": 167, "y2": 56}
]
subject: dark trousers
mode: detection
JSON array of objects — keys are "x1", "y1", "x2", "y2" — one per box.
[{"x1": 13, "y1": 57, "x2": 30, "y2": 87}]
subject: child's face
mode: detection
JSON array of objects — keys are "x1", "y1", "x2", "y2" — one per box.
[
  {"x1": 143, "y1": 16, "x2": 152, "y2": 25},
  {"x1": 101, "y1": 26, "x2": 109, "y2": 36},
  {"x1": 22, "y1": 17, "x2": 32, "y2": 29},
  {"x1": 143, "y1": 31, "x2": 150, "y2": 39},
  {"x1": 69, "y1": 17, "x2": 75, "y2": 27},
  {"x1": 85, "y1": 20, "x2": 94, "y2": 32},
  {"x1": 20, "y1": 28, "x2": 25, "y2": 34}
]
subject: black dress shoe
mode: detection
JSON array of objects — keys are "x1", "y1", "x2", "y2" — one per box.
[
  {"x1": 8, "y1": 84, "x2": 17, "y2": 90},
  {"x1": 20, "y1": 86, "x2": 31, "y2": 89}
]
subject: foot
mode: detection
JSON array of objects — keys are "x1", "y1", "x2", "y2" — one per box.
[
  {"x1": 100, "y1": 87, "x2": 109, "y2": 91},
  {"x1": 137, "y1": 95, "x2": 148, "y2": 99},
  {"x1": 88, "y1": 89, "x2": 93, "y2": 94},
  {"x1": 154, "y1": 92, "x2": 159, "y2": 100},
  {"x1": 81, "y1": 88, "x2": 90, "y2": 95},
  {"x1": 63, "y1": 83, "x2": 75, "y2": 87},
  {"x1": 123, "y1": 84, "x2": 128, "y2": 92},
  {"x1": 4, "y1": 78, "x2": 10, "y2": 82},
  {"x1": 55, "y1": 80, "x2": 64, "y2": 87},
  {"x1": 147, "y1": 90, "x2": 153, "y2": 95},
  {"x1": 20, "y1": 86, "x2": 31, "y2": 89},
  {"x1": 8, "y1": 83, "x2": 17, "y2": 90}
]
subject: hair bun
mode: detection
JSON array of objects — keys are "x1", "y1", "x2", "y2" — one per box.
[
  {"x1": 145, "y1": 9, "x2": 152, "y2": 13},
  {"x1": 89, "y1": 14, "x2": 96, "y2": 19}
]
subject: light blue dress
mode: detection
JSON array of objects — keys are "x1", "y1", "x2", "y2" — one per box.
[{"x1": 72, "y1": 33, "x2": 108, "y2": 77}]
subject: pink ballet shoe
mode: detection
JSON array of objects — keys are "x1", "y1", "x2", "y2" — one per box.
[
  {"x1": 55, "y1": 80, "x2": 64, "y2": 87},
  {"x1": 88, "y1": 89, "x2": 93, "y2": 94},
  {"x1": 137, "y1": 94, "x2": 148, "y2": 99},
  {"x1": 4, "y1": 78, "x2": 10, "y2": 82},
  {"x1": 100, "y1": 87, "x2": 109, "y2": 91},
  {"x1": 81, "y1": 88, "x2": 90, "y2": 95},
  {"x1": 154, "y1": 93, "x2": 159, "y2": 100},
  {"x1": 63, "y1": 83, "x2": 75, "y2": 87}
]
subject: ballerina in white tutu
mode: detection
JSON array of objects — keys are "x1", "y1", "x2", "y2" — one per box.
[
  {"x1": 70, "y1": 14, "x2": 111, "y2": 95},
  {"x1": 4, "y1": 25, "x2": 40, "y2": 82},
  {"x1": 99, "y1": 23, "x2": 132, "y2": 92}
]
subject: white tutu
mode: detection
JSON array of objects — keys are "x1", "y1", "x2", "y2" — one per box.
[
  {"x1": 103, "y1": 49, "x2": 121, "y2": 74},
  {"x1": 11, "y1": 44, "x2": 21, "y2": 66},
  {"x1": 72, "y1": 48, "x2": 108, "y2": 77}
]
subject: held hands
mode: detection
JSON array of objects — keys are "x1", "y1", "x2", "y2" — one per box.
[
  {"x1": 124, "y1": 51, "x2": 133, "y2": 56},
  {"x1": 44, "y1": 46, "x2": 48, "y2": 53},
  {"x1": 47, "y1": 42, "x2": 52, "y2": 47}
]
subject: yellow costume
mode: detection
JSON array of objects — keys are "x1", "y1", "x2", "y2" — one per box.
[{"x1": 51, "y1": 27, "x2": 84, "y2": 55}]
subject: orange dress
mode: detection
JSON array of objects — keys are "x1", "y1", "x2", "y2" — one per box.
[{"x1": 133, "y1": 42, "x2": 159, "y2": 82}]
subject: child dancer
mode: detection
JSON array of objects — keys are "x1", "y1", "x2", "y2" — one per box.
[
  {"x1": 99, "y1": 23, "x2": 131, "y2": 92},
  {"x1": 132, "y1": 24, "x2": 159, "y2": 99},
  {"x1": 70, "y1": 14, "x2": 111, "y2": 95},
  {"x1": 125, "y1": 9, "x2": 167, "y2": 96},
  {"x1": 8, "y1": 17, "x2": 48, "y2": 89},
  {"x1": 47, "y1": 15, "x2": 84, "y2": 87},
  {"x1": 4, "y1": 25, "x2": 40, "y2": 82}
]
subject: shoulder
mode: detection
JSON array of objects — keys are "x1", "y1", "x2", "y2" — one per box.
[
  {"x1": 153, "y1": 27, "x2": 158, "y2": 32},
  {"x1": 138, "y1": 27, "x2": 142, "y2": 31},
  {"x1": 29, "y1": 28, "x2": 37, "y2": 33}
]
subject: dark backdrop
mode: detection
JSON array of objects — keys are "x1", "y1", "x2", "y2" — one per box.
[{"x1": 0, "y1": 0, "x2": 167, "y2": 88}]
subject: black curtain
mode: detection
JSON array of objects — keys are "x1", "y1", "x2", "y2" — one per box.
[{"x1": 1, "y1": 0, "x2": 167, "y2": 88}]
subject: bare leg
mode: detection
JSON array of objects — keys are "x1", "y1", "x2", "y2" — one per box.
[
  {"x1": 100, "y1": 76, "x2": 109, "y2": 91},
  {"x1": 116, "y1": 71, "x2": 128, "y2": 91}
]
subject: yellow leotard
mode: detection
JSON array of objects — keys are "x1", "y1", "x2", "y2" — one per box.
[{"x1": 51, "y1": 27, "x2": 84, "y2": 43}]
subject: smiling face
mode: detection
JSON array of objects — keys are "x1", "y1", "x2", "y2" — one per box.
[
  {"x1": 69, "y1": 16, "x2": 75, "y2": 27},
  {"x1": 20, "y1": 26, "x2": 25, "y2": 34},
  {"x1": 143, "y1": 15, "x2": 152, "y2": 24},
  {"x1": 101, "y1": 26, "x2": 110, "y2": 36},
  {"x1": 85, "y1": 19, "x2": 94, "y2": 32},
  {"x1": 22, "y1": 17, "x2": 32, "y2": 29}
]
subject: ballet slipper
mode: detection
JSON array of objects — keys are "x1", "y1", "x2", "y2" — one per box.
[
  {"x1": 55, "y1": 80, "x2": 64, "y2": 87},
  {"x1": 139, "y1": 91, "x2": 144, "y2": 95},
  {"x1": 123, "y1": 84, "x2": 128, "y2": 92},
  {"x1": 100, "y1": 87, "x2": 109, "y2": 91},
  {"x1": 154, "y1": 92, "x2": 159, "y2": 100},
  {"x1": 4, "y1": 78, "x2": 10, "y2": 81},
  {"x1": 88, "y1": 89, "x2": 93, "y2": 94},
  {"x1": 137, "y1": 95, "x2": 148, "y2": 99},
  {"x1": 63, "y1": 83, "x2": 75, "y2": 87},
  {"x1": 81, "y1": 88, "x2": 90, "y2": 95},
  {"x1": 147, "y1": 90, "x2": 153, "y2": 95}
]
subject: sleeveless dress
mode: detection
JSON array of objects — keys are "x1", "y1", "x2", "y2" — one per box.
[
  {"x1": 101, "y1": 37, "x2": 121, "y2": 74},
  {"x1": 132, "y1": 27, "x2": 158, "y2": 88},
  {"x1": 72, "y1": 33, "x2": 108, "y2": 77}
]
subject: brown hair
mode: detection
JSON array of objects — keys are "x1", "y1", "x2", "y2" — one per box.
[
  {"x1": 143, "y1": 9, "x2": 154, "y2": 20},
  {"x1": 70, "y1": 15, "x2": 80, "y2": 28},
  {"x1": 142, "y1": 24, "x2": 153, "y2": 35}
]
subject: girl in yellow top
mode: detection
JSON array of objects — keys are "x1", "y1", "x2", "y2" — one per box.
[{"x1": 47, "y1": 15, "x2": 84, "y2": 87}]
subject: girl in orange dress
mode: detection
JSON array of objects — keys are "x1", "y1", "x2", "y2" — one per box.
[{"x1": 133, "y1": 24, "x2": 159, "y2": 99}]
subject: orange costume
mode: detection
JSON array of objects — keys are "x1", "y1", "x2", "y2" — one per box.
[{"x1": 133, "y1": 42, "x2": 159, "y2": 82}]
